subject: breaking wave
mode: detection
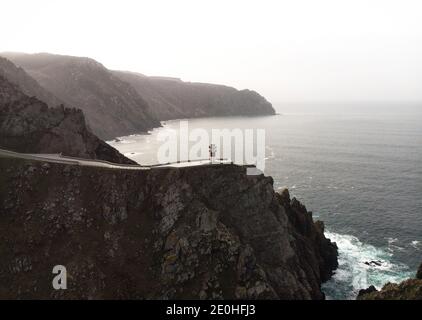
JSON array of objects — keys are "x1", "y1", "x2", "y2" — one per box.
[{"x1": 322, "y1": 231, "x2": 413, "y2": 300}]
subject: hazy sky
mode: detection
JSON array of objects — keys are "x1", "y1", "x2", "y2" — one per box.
[{"x1": 1, "y1": 0, "x2": 422, "y2": 103}]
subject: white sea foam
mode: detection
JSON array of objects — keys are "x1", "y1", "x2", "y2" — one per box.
[
  {"x1": 322, "y1": 231, "x2": 413, "y2": 300},
  {"x1": 386, "y1": 237, "x2": 406, "y2": 252},
  {"x1": 118, "y1": 139, "x2": 136, "y2": 144},
  {"x1": 411, "y1": 240, "x2": 421, "y2": 249},
  {"x1": 106, "y1": 138, "x2": 136, "y2": 145}
]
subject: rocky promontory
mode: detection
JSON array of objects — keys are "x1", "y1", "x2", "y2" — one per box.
[
  {"x1": 0, "y1": 159, "x2": 337, "y2": 299},
  {"x1": 113, "y1": 70, "x2": 276, "y2": 120}
]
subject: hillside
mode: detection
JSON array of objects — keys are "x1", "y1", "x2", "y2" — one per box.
[
  {"x1": 0, "y1": 56, "x2": 62, "y2": 108},
  {"x1": 113, "y1": 70, "x2": 276, "y2": 120},
  {"x1": 1, "y1": 53, "x2": 160, "y2": 140},
  {"x1": 2, "y1": 53, "x2": 275, "y2": 139},
  {"x1": 0, "y1": 75, "x2": 134, "y2": 164}
]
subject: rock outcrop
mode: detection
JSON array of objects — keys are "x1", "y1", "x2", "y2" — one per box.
[
  {"x1": 0, "y1": 75, "x2": 134, "y2": 164},
  {"x1": 357, "y1": 263, "x2": 422, "y2": 300},
  {"x1": 113, "y1": 71, "x2": 276, "y2": 120},
  {"x1": 0, "y1": 160, "x2": 337, "y2": 299},
  {"x1": 357, "y1": 285, "x2": 377, "y2": 297},
  {"x1": 417, "y1": 263, "x2": 422, "y2": 280},
  {"x1": 1, "y1": 53, "x2": 160, "y2": 140}
]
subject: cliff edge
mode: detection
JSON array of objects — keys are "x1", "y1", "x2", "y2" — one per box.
[{"x1": 0, "y1": 160, "x2": 337, "y2": 299}]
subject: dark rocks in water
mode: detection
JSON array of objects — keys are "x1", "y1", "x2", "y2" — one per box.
[
  {"x1": 357, "y1": 285, "x2": 378, "y2": 298},
  {"x1": 0, "y1": 163, "x2": 337, "y2": 299},
  {"x1": 364, "y1": 260, "x2": 383, "y2": 267}
]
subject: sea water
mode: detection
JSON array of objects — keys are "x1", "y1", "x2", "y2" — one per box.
[{"x1": 108, "y1": 103, "x2": 422, "y2": 299}]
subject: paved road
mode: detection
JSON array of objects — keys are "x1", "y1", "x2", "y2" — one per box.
[{"x1": 0, "y1": 148, "x2": 231, "y2": 170}]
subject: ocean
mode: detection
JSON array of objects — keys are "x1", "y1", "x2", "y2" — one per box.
[{"x1": 108, "y1": 103, "x2": 422, "y2": 299}]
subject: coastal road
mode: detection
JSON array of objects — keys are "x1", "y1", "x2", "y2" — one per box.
[{"x1": 0, "y1": 148, "x2": 231, "y2": 170}]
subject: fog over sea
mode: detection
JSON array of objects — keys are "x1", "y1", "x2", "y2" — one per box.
[{"x1": 108, "y1": 103, "x2": 422, "y2": 299}]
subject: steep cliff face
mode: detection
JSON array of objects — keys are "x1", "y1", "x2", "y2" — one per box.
[
  {"x1": 0, "y1": 159, "x2": 337, "y2": 299},
  {"x1": 0, "y1": 56, "x2": 63, "y2": 108},
  {"x1": 113, "y1": 71, "x2": 276, "y2": 120},
  {"x1": 0, "y1": 75, "x2": 134, "y2": 164},
  {"x1": 2, "y1": 53, "x2": 160, "y2": 140}
]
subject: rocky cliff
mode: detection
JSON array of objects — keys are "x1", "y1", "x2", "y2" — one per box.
[
  {"x1": 1, "y1": 53, "x2": 160, "y2": 140},
  {"x1": 357, "y1": 263, "x2": 422, "y2": 300},
  {"x1": 0, "y1": 56, "x2": 63, "y2": 108},
  {"x1": 0, "y1": 160, "x2": 337, "y2": 299},
  {"x1": 0, "y1": 75, "x2": 134, "y2": 164},
  {"x1": 2, "y1": 52, "x2": 275, "y2": 139},
  {"x1": 113, "y1": 71, "x2": 276, "y2": 120}
]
